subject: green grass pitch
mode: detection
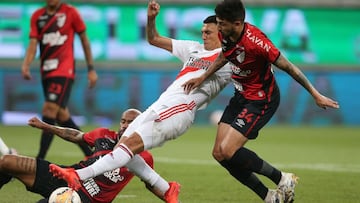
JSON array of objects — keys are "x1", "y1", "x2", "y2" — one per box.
[{"x1": 0, "y1": 124, "x2": 359, "y2": 202}]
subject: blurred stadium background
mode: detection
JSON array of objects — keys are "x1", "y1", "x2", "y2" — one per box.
[{"x1": 0, "y1": 0, "x2": 359, "y2": 126}]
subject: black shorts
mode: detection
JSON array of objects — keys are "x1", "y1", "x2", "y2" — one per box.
[
  {"x1": 220, "y1": 87, "x2": 280, "y2": 139},
  {"x1": 28, "y1": 159, "x2": 91, "y2": 203},
  {"x1": 42, "y1": 77, "x2": 74, "y2": 108}
]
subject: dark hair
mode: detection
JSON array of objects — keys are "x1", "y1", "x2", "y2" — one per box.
[
  {"x1": 203, "y1": 15, "x2": 217, "y2": 24},
  {"x1": 215, "y1": 0, "x2": 245, "y2": 22}
]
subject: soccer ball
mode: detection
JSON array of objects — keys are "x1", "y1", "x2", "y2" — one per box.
[{"x1": 48, "y1": 187, "x2": 82, "y2": 203}]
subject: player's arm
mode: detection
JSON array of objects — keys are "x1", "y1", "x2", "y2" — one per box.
[
  {"x1": 28, "y1": 117, "x2": 84, "y2": 143},
  {"x1": 182, "y1": 52, "x2": 228, "y2": 93},
  {"x1": 79, "y1": 31, "x2": 98, "y2": 89},
  {"x1": 274, "y1": 53, "x2": 339, "y2": 109},
  {"x1": 21, "y1": 38, "x2": 38, "y2": 80},
  {"x1": 147, "y1": 0, "x2": 172, "y2": 52}
]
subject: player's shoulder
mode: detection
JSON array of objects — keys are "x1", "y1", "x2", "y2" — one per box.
[
  {"x1": 32, "y1": 7, "x2": 46, "y2": 17},
  {"x1": 89, "y1": 127, "x2": 116, "y2": 138},
  {"x1": 244, "y1": 22, "x2": 270, "y2": 40},
  {"x1": 174, "y1": 39, "x2": 202, "y2": 49},
  {"x1": 60, "y1": 3, "x2": 80, "y2": 13}
]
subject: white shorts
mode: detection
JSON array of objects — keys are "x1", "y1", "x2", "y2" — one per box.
[{"x1": 122, "y1": 103, "x2": 196, "y2": 150}]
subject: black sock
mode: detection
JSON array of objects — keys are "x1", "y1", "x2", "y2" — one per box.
[
  {"x1": 59, "y1": 117, "x2": 80, "y2": 130},
  {"x1": 259, "y1": 160, "x2": 282, "y2": 185},
  {"x1": 219, "y1": 160, "x2": 268, "y2": 199},
  {"x1": 230, "y1": 147, "x2": 281, "y2": 188},
  {"x1": 37, "y1": 116, "x2": 56, "y2": 159},
  {"x1": 229, "y1": 147, "x2": 263, "y2": 172},
  {"x1": 230, "y1": 147, "x2": 282, "y2": 186},
  {"x1": 58, "y1": 118, "x2": 93, "y2": 156}
]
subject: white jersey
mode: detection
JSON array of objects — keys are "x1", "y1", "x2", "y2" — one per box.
[
  {"x1": 123, "y1": 39, "x2": 232, "y2": 149},
  {"x1": 152, "y1": 39, "x2": 232, "y2": 112}
]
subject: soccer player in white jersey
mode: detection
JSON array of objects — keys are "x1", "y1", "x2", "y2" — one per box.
[{"x1": 49, "y1": 1, "x2": 233, "y2": 202}]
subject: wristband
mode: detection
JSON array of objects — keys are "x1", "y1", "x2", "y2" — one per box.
[{"x1": 87, "y1": 64, "x2": 94, "y2": 72}]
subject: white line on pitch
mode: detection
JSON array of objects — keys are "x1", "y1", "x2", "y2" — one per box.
[{"x1": 154, "y1": 157, "x2": 360, "y2": 173}]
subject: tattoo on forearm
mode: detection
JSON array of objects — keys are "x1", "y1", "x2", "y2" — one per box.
[
  {"x1": 290, "y1": 68, "x2": 313, "y2": 92},
  {"x1": 64, "y1": 129, "x2": 79, "y2": 138}
]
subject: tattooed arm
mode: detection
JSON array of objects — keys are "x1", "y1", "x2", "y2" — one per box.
[
  {"x1": 28, "y1": 117, "x2": 84, "y2": 143},
  {"x1": 273, "y1": 54, "x2": 339, "y2": 109}
]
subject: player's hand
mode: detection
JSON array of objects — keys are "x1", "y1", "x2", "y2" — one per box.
[
  {"x1": 314, "y1": 94, "x2": 340, "y2": 109},
  {"x1": 87, "y1": 70, "x2": 98, "y2": 89},
  {"x1": 28, "y1": 117, "x2": 46, "y2": 129},
  {"x1": 148, "y1": 0, "x2": 160, "y2": 19},
  {"x1": 21, "y1": 66, "x2": 32, "y2": 80},
  {"x1": 182, "y1": 76, "x2": 205, "y2": 94}
]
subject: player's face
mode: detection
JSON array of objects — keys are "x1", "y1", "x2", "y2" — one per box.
[
  {"x1": 201, "y1": 23, "x2": 221, "y2": 51},
  {"x1": 216, "y1": 17, "x2": 241, "y2": 40},
  {"x1": 46, "y1": 0, "x2": 61, "y2": 8},
  {"x1": 118, "y1": 111, "x2": 139, "y2": 135}
]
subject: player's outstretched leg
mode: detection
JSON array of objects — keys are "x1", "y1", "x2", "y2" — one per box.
[
  {"x1": 49, "y1": 164, "x2": 82, "y2": 190},
  {"x1": 164, "y1": 181, "x2": 181, "y2": 203},
  {"x1": 277, "y1": 172, "x2": 299, "y2": 203}
]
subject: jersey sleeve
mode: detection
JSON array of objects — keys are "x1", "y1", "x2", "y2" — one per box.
[
  {"x1": 258, "y1": 31, "x2": 280, "y2": 63},
  {"x1": 70, "y1": 6, "x2": 86, "y2": 34},
  {"x1": 83, "y1": 128, "x2": 114, "y2": 147},
  {"x1": 172, "y1": 39, "x2": 202, "y2": 62},
  {"x1": 29, "y1": 10, "x2": 40, "y2": 39}
]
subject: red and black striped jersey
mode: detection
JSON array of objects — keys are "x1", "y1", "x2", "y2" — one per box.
[
  {"x1": 72, "y1": 128, "x2": 154, "y2": 203},
  {"x1": 219, "y1": 23, "x2": 280, "y2": 101},
  {"x1": 30, "y1": 3, "x2": 85, "y2": 79}
]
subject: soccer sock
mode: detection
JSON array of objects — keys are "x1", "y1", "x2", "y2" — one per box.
[
  {"x1": 229, "y1": 147, "x2": 263, "y2": 172},
  {"x1": 219, "y1": 160, "x2": 268, "y2": 199},
  {"x1": 37, "y1": 116, "x2": 56, "y2": 159},
  {"x1": 0, "y1": 137, "x2": 10, "y2": 155},
  {"x1": 229, "y1": 147, "x2": 282, "y2": 185},
  {"x1": 259, "y1": 160, "x2": 282, "y2": 185},
  {"x1": 58, "y1": 118, "x2": 93, "y2": 156},
  {"x1": 126, "y1": 155, "x2": 169, "y2": 194},
  {"x1": 76, "y1": 144, "x2": 133, "y2": 180}
]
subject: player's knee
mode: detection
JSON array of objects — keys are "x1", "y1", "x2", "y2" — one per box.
[
  {"x1": 212, "y1": 149, "x2": 224, "y2": 161},
  {"x1": 219, "y1": 145, "x2": 235, "y2": 160},
  {"x1": 42, "y1": 102, "x2": 60, "y2": 116}
]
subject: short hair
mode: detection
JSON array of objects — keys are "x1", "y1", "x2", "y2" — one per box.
[
  {"x1": 215, "y1": 0, "x2": 245, "y2": 22},
  {"x1": 203, "y1": 15, "x2": 217, "y2": 24},
  {"x1": 123, "y1": 108, "x2": 141, "y2": 116}
]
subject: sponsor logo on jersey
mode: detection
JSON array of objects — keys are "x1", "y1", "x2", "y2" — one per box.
[
  {"x1": 38, "y1": 15, "x2": 48, "y2": 20},
  {"x1": 103, "y1": 168, "x2": 125, "y2": 183},
  {"x1": 43, "y1": 31, "x2": 67, "y2": 46},
  {"x1": 185, "y1": 56, "x2": 213, "y2": 71},
  {"x1": 245, "y1": 28, "x2": 271, "y2": 52},
  {"x1": 231, "y1": 65, "x2": 251, "y2": 77},
  {"x1": 83, "y1": 178, "x2": 101, "y2": 197}
]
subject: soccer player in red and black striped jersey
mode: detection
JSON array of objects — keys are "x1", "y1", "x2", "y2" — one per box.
[
  {"x1": 183, "y1": 0, "x2": 339, "y2": 202},
  {"x1": 21, "y1": 0, "x2": 98, "y2": 159},
  {"x1": 0, "y1": 109, "x2": 178, "y2": 203}
]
